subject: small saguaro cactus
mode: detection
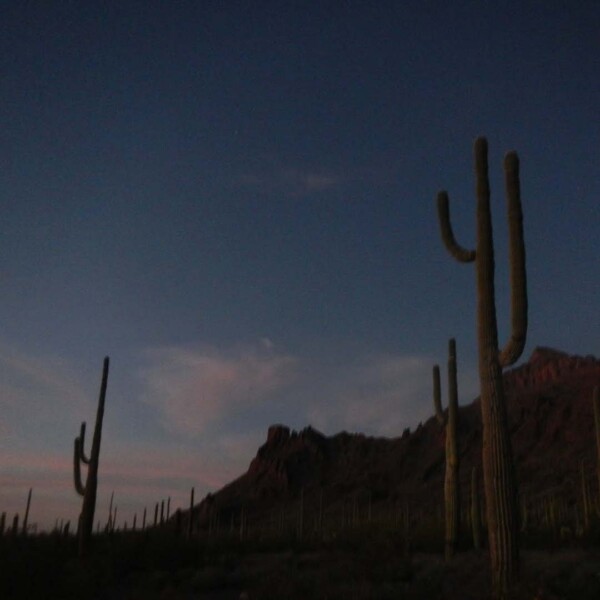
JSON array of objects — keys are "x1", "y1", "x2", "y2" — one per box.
[
  {"x1": 297, "y1": 487, "x2": 305, "y2": 540},
  {"x1": 188, "y1": 487, "x2": 195, "y2": 538},
  {"x1": 73, "y1": 356, "x2": 110, "y2": 557},
  {"x1": 520, "y1": 492, "x2": 528, "y2": 533},
  {"x1": 22, "y1": 488, "x2": 32, "y2": 536},
  {"x1": 436, "y1": 137, "x2": 527, "y2": 596},
  {"x1": 239, "y1": 505, "x2": 246, "y2": 541},
  {"x1": 593, "y1": 386, "x2": 600, "y2": 500},
  {"x1": 433, "y1": 338, "x2": 461, "y2": 560},
  {"x1": 580, "y1": 459, "x2": 590, "y2": 531},
  {"x1": 107, "y1": 491, "x2": 115, "y2": 531}
]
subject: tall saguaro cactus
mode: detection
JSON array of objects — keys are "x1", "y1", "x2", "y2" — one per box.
[
  {"x1": 436, "y1": 137, "x2": 527, "y2": 596},
  {"x1": 433, "y1": 338, "x2": 460, "y2": 560},
  {"x1": 73, "y1": 356, "x2": 110, "y2": 557}
]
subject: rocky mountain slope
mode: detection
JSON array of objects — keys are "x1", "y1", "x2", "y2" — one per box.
[{"x1": 185, "y1": 347, "x2": 600, "y2": 533}]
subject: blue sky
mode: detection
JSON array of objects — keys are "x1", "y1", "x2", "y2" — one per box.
[{"x1": 1, "y1": 2, "x2": 598, "y2": 531}]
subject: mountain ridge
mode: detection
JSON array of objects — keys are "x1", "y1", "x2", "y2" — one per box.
[{"x1": 183, "y1": 346, "x2": 600, "y2": 533}]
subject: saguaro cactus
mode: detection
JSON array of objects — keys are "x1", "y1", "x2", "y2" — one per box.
[
  {"x1": 297, "y1": 487, "x2": 304, "y2": 540},
  {"x1": 580, "y1": 459, "x2": 590, "y2": 531},
  {"x1": 73, "y1": 356, "x2": 110, "y2": 557},
  {"x1": 437, "y1": 137, "x2": 526, "y2": 596},
  {"x1": 22, "y1": 488, "x2": 32, "y2": 536},
  {"x1": 433, "y1": 338, "x2": 460, "y2": 560},
  {"x1": 107, "y1": 491, "x2": 115, "y2": 532},
  {"x1": 593, "y1": 386, "x2": 600, "y2": 500},
  {"x1": 188, "y1": 487, "x2": 195, "y2": 538}
]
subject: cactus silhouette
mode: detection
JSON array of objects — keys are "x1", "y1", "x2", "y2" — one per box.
[
  {"x1": 188, "y1": 487, "x2": 195, "y2": 538},
  {"x1": 580, "y1": 459, "x2": 590, "y2": 531},
  {"x1": 593, "y1": 386, "x2": 600, "y2": 500},
  {"x1": 433, "y1": 338, "x2": 460, "y2": 560},
  {"x1": 73, "y1": 356, "x2": 110, "y2": 557},
  {"x1": 436, "y1": 137, "x2": 526, "y2": 595},
  {"x1": 22, "y1": 488, "x2": 32, "y2": 536}
]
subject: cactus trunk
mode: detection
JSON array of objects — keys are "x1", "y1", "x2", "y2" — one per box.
[{"x1": 476, "y1": 151, "x2": 520, "y2": 591}]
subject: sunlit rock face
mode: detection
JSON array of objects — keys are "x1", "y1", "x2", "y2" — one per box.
[
  {"x1": 266, "y1": 424, "x2": 290, "y2": 446},
  {"x1": 507, "y1": 347, "x2": 598, "y2": 391}
]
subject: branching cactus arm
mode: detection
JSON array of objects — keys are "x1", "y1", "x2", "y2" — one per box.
[
  {"x1": 73, "y1": 437, "x2": 86, "y2": 496},
  {"x1": 437, "y1": 192, "x2": 476, "y2": 263},
  {"x1": 499, "y1": 151, "x2": 527, "y2": 367},
  {"x1": 79, "y1": 422, "x2": 90, "y2": 465}
]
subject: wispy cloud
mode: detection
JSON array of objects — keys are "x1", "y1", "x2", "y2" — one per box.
[
  {"x1": 138, "y1": 340, "x2": 478, "y2": 440},
  {"x1": 138, "y1": 340, "x2": 298, "y2": 436},
  {"x1": 240, "y1": 167, "x2": 340, "y2": 196},
  {"x1": 0, "y1": 342, "x2": 91, "y2": 448},
  {"x1": 301, "y1": 353, "x2": 479, "y2": 438},
  {"x1": 0, "y1": 342, "x2": 87, "y2": 411}
]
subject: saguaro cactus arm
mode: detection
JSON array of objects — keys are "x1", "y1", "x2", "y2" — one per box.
[
  {"x1": 437, "y1": 192, "x2": 476, "y2": 263},
  {"x1": 79, "y1": 422, "x2": 90, "y2": 465},
  {"x1": 499, "y1": 151, "x2": 527, "y2": 367},
  {"x1": 73, "y1": 438, "x2": 86, "y2": 496}
]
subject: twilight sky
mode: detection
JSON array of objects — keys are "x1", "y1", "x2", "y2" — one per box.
[{"x1": 1, "y1": 2, "x2": 598, "y2": 532}]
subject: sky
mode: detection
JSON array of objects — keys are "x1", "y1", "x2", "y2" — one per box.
[{"x1": 1, "y1": 2, "x2": 598, "y2": 532}]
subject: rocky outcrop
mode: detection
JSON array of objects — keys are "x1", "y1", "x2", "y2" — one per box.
[{"x1": 507, "y1": 347, "x2": 598, "y2": 391}]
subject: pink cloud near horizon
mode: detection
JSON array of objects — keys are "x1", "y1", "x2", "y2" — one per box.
[
  {"x1": 0, "y1": 338, "x2": 480, "y2": 533},
  {"x1": 0, "y1": 433, "x2": 258, "y2": 532},
  {"x1": 137, "y1": 342, "x2": 297, "y2": 436}
]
